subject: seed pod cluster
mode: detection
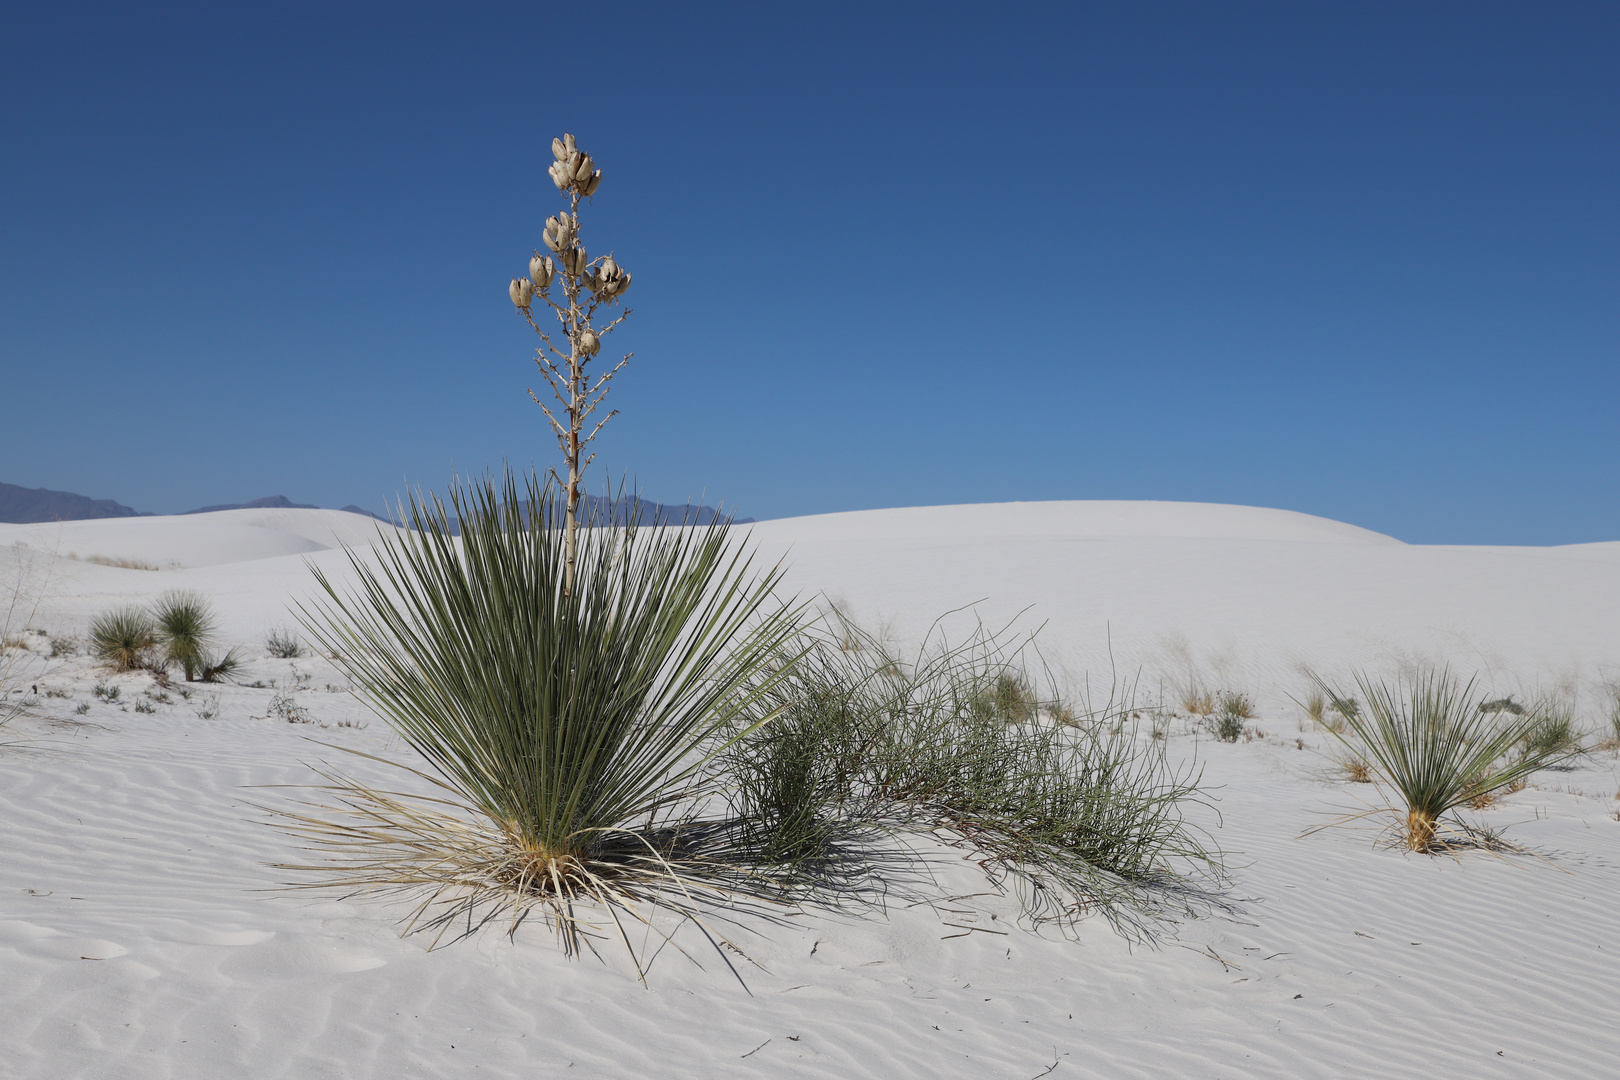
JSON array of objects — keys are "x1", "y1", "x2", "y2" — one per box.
[
  {"x1": 529, "y1": 254, "x2": 554, "y2": 289},
  {"x1": 549, "y1": 133, "x2": 603, "y2": 196},
  {"x1": 508, "y1": 277, "x2": 534, "y2": 311},
  {"x1": 585, "y1": 255, "x2": 632, "y2": 302},
  {"x1": 541, "y1": 213, "x2": 576, "y2": 252},
  {"x1": 560, "y1": 245, "x2": 589, "y2": 278}
]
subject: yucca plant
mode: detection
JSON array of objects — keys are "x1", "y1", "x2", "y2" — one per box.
[
  {"x1": 1312, "y1": 670, "x2": 1576, "y2": 851},
  {"x1": 277, "y1": 470, "x2": 806, "y2": 963},
  {"x1": 152, "y1": 591, "x2": 218, "y2": 681},
  {"x1": 90, "y1": 606, "x2": 156, "y2": 672}
]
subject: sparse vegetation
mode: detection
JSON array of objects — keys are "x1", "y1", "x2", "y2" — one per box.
[
  {"x1": 1181, "y1": 686, "x2": 1214, "y2": 716},
  {"x1": 266, "y1": 627, "x2": 304, "y2": 659},
  {"x1": 73, "y1": 701, "x2": 91, "y2": 716},
  {"x1": 1518, "y1": 700, "x2": 1581, "y2": 760},
  {"x1": 719, "y1": 614, "x2": 1226, "y2": 938},
  {"x1": 1312, "y1": 670, "x2": 1578, "y2": 851},
  {"x1": 77, "y1": 554, "x2": 161, "y2": 571},
  {"x1": 268, "y1": 691, "x2": 311, "y2": 724}
]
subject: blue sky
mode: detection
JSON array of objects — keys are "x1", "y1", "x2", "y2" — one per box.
[{"x1": 1, "y1": 2, "x2": 1615, "y2": 543}]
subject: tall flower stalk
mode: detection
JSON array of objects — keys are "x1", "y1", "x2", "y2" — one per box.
[{"x1": 509, "y1": 132, "x2": 632, "y2": 594}]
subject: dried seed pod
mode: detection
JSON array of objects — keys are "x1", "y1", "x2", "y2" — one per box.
[
  {"x1": 573, "y1": 153, "x2": 594, "y2": 182},
  {"x1": 509, "y1": 278, "x2": 533, "y2": 310},
  {"x1": 562, "y1": 133, "x2": 577, "y2": 155},
  {"x1": 582, "y1": 171, "x2": 602, "y2": 196},
  {"x1": 579, "y1": 329, "x2": 599, "y2": 356},
  {"x1": 548, "y1": 160, "x2": 570, "y2": 190},
  {"x1": 552, "y1": 137, "x2": 567, "y2": 161},
  {"x1": 529, "y1": 254, "x2": 553, "y2": 289}
]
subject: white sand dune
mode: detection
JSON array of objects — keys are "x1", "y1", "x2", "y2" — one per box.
[{"x1": 3, "y1": 501, "x2": 1618, "y2": 1078}]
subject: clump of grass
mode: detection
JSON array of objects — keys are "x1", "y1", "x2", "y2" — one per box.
[
  {"x1": 80, "y1": 554, "x2": 161, "y2": 571},
  {"x1": 73, "y1": 701, "x2": 91, "y2": 715},
  {"x1": 1311, "y1": 670, "x2": 1578, "y2": 852},
  {"x1": 270, "y1": 472, "x2": 806, "y2": 967},
  {"x1": 1181, "y1": 686, "x2": 1214, "y2": 716},
  {"x1": 1210, "y1": 692, "x2": 1250, "y2": 742},
  {"x1": 266, "y1": 627, "x2": 304, "y2": 659},
  {"x1": 93, "y1": 681, "x2": 119, "y2": 701},
  {"x1": 1302, "y1": 689, "x2": 1326, "y2": 725},
  {"x1": 48, "y1": 634, "x2": 80, "y2": 658},
  {"x1": 196, "y1": 693, "x2": 221, "y2": 720},
  {"x1": 1340, "y1": 756, "x2": 1372, "y2": 783},
  {"x1": 1518, "y1": 700, "x2": 1581, "y2": 761},
  {"x1": 152, "y1": 591, "x2": 219, "y2": 681},
  {"x1": 134, "y1": 698, "x2": 157, "y2": 714},
  {"x1": 976, "y1": 669, "x2": 1038, "y2": 723},
  {"x1": 90, "y1": 607, "x2": 156, "y2": 672},
  {"x1": 720, "y1": 613, "x2": 1226, "y2": 939}
]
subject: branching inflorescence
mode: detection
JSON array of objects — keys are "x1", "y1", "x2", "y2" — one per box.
[{"x1": 508, "y1": 132, "x2": 633, "y2": 594}]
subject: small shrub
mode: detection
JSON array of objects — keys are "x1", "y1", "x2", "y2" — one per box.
[
  {"x1": 1215, "y1": 713, "x2": 1243, "y2": 742},
  {"x1": 92, "y1": 681, "x2": 120, "y2": 702},
  {"x1": 48, "y1": 635, "x2": 80, "y2": 658},
  {"x1": 149, "y1": 690, "x2": 172, "y2": 704},
  {"x1": 134, "y1": 698, "x2": 157, "y2": 714},
  {"x1": 196, "y1": 693, "x2": 221, "y2": 720},
  {"x1": 266, "y1": 627, "x2": 304, "y2": 659},
  {"x1": 1218, "y1": 691, "x2": 1254, "y2": 720},
  {"x1": 1181, "y1": 687, "x2": 1214, "y2": 716},
  {"x1": 73, "y1": 702, "x2": 91, "y2": 715},
  {"x1": 1478, "y1": 696, "x2": 1525, "y2": 716},
  {"x1": 1341, "y1": 757, "x2": 1372, "y2": 783},
  {"x1": 268, "y1": 691, "x2": 311, "y2": 724},
  {"x1": 90, "y1": 607, "x2": 156, "y2": 672},
  {"x1": 43, "y1": 687, "x2": 72, "y2": 699}
]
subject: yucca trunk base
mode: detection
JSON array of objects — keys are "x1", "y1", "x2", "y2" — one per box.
[{"x1": 1404, "y1": 809, "x2": 1439, "y2": 852}]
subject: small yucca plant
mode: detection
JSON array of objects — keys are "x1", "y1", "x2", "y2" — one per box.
[
  {"x1": 1314, "y1": 670, "x2": 1575, "y2": 851},
  {"x1": 278, "y1": 470, "x2": 805, "y2": 963},
  {"x1": 152, "y1": 591, "x2": 218, "y2": 681},
  {"x1": 90, "y1": 606, "x2": 156, "y2": 672}
]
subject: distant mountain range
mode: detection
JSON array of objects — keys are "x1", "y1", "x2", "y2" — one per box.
[
  {"x1": 0, "y1": 482, "x2": 149, "y2": 524},
  {"x1": 0, "y1": 481, "x2": 748, "y2": 526}
]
